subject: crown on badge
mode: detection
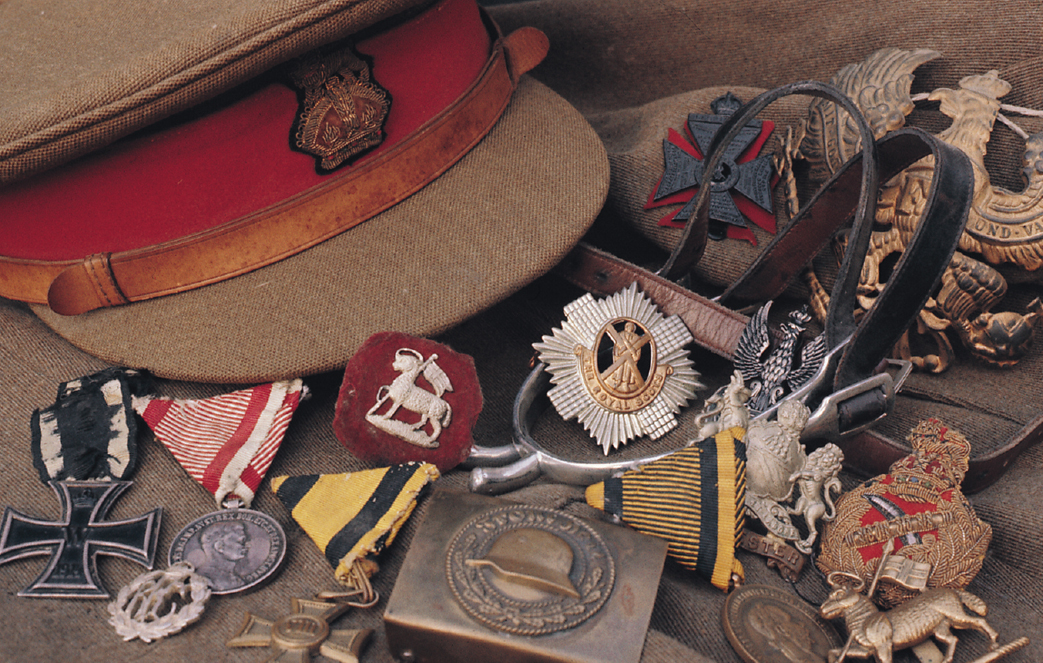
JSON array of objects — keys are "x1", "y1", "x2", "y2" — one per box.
[
  {"x1": 956, "y1": 70, "x2": 1012, "y2": 100},
  {"x1": 289, "y1": 46, "x2": 391, "y2": 170}
]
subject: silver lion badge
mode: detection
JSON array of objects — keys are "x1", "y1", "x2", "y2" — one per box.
[{"x1": 534, "y1": 283, "x2": 702, "y2": 453}]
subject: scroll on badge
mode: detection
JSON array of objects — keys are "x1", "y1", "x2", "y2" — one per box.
[{"x1": 534, "y1": 283, "x2": 702, "y2": 454}]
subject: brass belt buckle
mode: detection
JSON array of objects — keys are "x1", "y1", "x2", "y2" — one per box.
[{"x1": 384, "y1": 490, "x2": 667, "y2": 663}]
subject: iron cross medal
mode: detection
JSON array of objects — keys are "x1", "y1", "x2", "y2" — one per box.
[{"x1": 0, "y1": 480, "x2": 161, "y2": 598}]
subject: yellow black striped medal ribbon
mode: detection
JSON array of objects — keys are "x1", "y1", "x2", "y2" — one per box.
[
  {"x1": 271, "y1": 462, "x2": 439, "y2": 586},
  {"x1": 586, "y1": 427, "x2": 747, "y2": 591}
]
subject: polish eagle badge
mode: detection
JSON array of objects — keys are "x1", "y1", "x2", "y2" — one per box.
[{"x1": 534, "y1": 283, "x2": 703, "y2": 453}]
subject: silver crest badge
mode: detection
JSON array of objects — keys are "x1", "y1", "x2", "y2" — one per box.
[
  {"x1": 534, "y1": 283, "x2": 702, "y2": 453},
  {"x1": 108, "y1": 562, "x2": 211, "y2": 643}
]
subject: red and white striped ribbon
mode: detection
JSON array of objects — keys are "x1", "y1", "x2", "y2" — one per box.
[{"x1": 134, "y1": 379, "x2": 304, "y2": 508}]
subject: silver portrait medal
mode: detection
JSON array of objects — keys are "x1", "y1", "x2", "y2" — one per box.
[
  {"x1": 134, "y1": 379, "x2": 306, "y2": 595},
  {"x1": 168, "y1": 498, "x2": 287, "y2": 595}
]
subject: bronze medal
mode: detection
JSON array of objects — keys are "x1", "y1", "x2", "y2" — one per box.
[
  {"x1": 227, "y1": 597, "x2": 373, "y2": 662},
  {"x1": 723, "y1": 584, "x2": 845, "y2": 663}
]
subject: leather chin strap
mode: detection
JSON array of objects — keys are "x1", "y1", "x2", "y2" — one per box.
[
  {"x1": 471, "y1": 81, "x2": 1036, "y2": 495},
  {"x1": 0, "y1": 21, "x2": 549, "y2": 316}
]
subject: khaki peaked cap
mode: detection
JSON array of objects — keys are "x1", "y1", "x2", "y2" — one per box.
[{"x1": 0, "y1": 0, "x2": 610, "y2": 382}]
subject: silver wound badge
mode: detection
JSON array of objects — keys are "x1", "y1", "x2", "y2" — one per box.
[
  {"x1": 108, "y1": 562, "x2": 211, "y2": 643},
  {"x1": 534, "y1": 283, "x2": 702, "y2": 453}
]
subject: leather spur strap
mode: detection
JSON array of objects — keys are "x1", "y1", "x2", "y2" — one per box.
[
  {"x1": 0, "y1": 24, "x2": 549, "y2": 315},
  {"x1": 558, "y1": 81, "x2": 1037, "y2": 492},
  {"x1": 561, "y1": 83, "x2": 967, "y2": 380}
]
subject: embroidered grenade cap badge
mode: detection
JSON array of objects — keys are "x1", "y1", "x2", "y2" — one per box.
[{"x1": 534, "y1": 283, "x2": 703, "y2": 453}]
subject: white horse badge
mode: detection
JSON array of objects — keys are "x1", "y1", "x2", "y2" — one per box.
[{"x1": 365, "y1": 348, "x2": 453, "y2": 448}]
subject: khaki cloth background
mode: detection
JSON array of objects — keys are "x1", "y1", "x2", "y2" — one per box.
[{"x1": 2, "y1": 0, "x2": 1043, "y2": 661}]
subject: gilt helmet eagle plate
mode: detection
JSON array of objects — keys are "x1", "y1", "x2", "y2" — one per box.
[
  {"x1": 534, "y1": 283, "x2": 702, "y2": 454},
  {"x1": 289, "y1": 45, "x2": 390, "y2": 171}
]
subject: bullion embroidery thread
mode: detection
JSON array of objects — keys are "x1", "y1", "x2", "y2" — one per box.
[
  {"x1": 290, "y1": 46, "x2": 391, "y2": 170},
  {"x1": 817, "y1": 419, "x2": 992, "y2": 609}
]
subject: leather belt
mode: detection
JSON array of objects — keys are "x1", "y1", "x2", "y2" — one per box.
[
  {"x1": 467, "y1": 81, "x2": 1030, "y2": 495},
  {"x1": 0, "y1": 22, "x2": 549, "y2": 316}
]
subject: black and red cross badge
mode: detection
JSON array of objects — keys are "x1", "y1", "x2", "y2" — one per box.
[{"x1": 646, "y1": 92, "x2": 777, "y2": 244}]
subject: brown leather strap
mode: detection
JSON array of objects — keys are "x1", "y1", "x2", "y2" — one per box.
[
  {"x1": 555, "y1": 242, "x2": 750, "y2": 359},
  {"x1": 559, "y1": 242, "x2": 1043, "y2": 493},
  {"x1": 1, "y1": 25, "x2": 549, "y2": 315},
  {"x1": 847, "y1": 415, "x2": 1043, "y2": 494}
]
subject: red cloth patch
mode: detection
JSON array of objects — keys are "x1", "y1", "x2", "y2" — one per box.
[{"x1": 334, "y1": 332, "x2": 482, "y2": 472}]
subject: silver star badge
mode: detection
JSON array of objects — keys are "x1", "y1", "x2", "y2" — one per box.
[{"x1": 534, "y1": 283, "x2": 703, "y2": 453}]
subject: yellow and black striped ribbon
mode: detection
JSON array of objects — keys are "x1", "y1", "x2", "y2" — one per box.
[
  {"x1": 271, "y1": 462, "x2": 439, "y2": 585},
  {"x1": 586, "y1": 427, "x2": 746, "y2": 591}
]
